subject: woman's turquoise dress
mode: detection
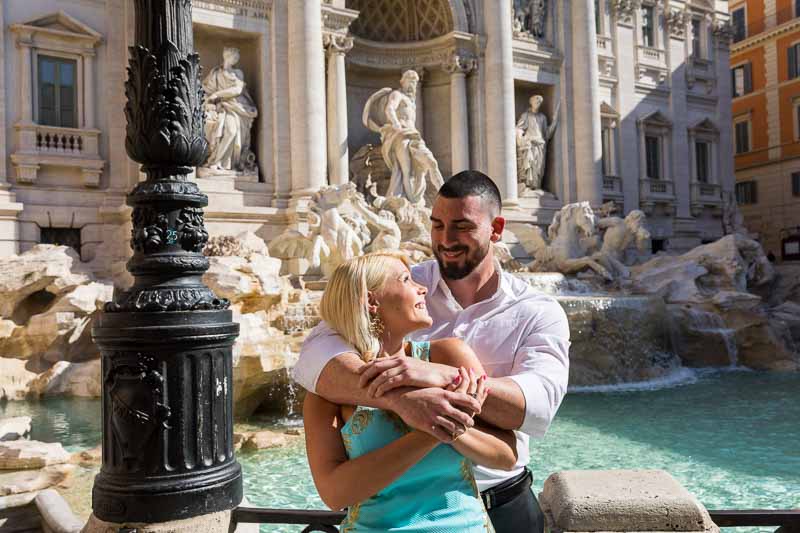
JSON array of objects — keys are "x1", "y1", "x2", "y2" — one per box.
[{"x1": 339, "y1": 341, "x2": 493, "y2": 532}]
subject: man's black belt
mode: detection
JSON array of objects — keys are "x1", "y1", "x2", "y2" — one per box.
[{"x1": 480, "y1": 468, "x2": 533, "y2": 510}]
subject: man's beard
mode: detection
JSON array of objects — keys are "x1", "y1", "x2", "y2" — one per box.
[{"x1": 434, "y1": 242, "x2": 490, "y2": 281}]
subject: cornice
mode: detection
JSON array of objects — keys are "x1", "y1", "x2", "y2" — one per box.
[{"x1": 731, "y1": 18, "x2": 800, "y2": 54}]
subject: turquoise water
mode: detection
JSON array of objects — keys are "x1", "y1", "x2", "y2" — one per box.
[{"x1": 2, "y1": 370, "x2": 799, "y2": 532}]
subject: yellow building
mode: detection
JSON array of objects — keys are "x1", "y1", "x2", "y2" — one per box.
[{"x1": 730, "y1": 0, "x2": 800, "y2": 260}]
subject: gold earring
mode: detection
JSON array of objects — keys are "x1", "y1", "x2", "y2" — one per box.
[{"x1": 369, "y1": 314, "x2": 384, "y2": 337}]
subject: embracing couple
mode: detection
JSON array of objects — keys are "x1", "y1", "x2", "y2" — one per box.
[{"x1": 293, "y1": 171, "x2": 571, "y2": 532}]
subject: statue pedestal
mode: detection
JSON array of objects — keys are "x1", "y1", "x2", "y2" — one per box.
[
  {"x1": 197, "y1": 167, "x2": 259, "y2": 183},
  {"x1": 512, "y1": 189, "x2": 562, "y2": 225}
]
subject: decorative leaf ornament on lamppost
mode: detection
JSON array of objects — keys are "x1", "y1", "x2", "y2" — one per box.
[{"x1": 91, "y1": 0, "x2": 242, "y2": 525}]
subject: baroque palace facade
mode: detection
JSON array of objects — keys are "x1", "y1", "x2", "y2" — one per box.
[
  {"x1": 730, "y1": 0, "x2": 800, "y2": 260},
  {"x1": 0, "y1": 0, "x2": 733, "y2": 280}
]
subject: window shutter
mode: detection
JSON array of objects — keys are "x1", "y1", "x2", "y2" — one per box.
[
  {"x1": 731, "y1": 68, "x2": 736, "y2": 97},
  {"x1": 790, "y1": 46, "x2": 798, "y2": 79},
  {"x1": 744, "y1": 62, "x2": 753, "y2": 93}
]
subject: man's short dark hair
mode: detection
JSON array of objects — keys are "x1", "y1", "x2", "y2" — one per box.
[{"x1": 438, "y1": 170, "x2": 502, "y2": 216}]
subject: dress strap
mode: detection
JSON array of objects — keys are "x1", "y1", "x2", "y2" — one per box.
[{"x1": 410, "y1": 341, "x2": 431, "y2": 362}]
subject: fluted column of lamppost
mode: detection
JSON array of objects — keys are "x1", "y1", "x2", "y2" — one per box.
[{"x1": 89, "y1": 0, "x2": 241, "y2": 527}]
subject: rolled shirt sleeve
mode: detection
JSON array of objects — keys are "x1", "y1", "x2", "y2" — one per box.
[
  {"x1": 507, "y1": 300, "x2": 571, "y2": 438},
  {"x1": 291, "y1": 321, "x2": 356, "y2": 393}
]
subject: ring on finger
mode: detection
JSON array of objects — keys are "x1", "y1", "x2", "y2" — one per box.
[{"x1": 468, "y1": 392, "x2": 478, "y2": 399}]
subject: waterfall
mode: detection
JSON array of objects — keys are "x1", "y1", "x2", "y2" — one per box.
[{"x1": 681, "y1": 308, "x2": 738, "y2": 366}]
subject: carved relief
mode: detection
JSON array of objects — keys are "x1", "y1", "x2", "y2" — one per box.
[
  {"x1": 611, "y1": 0, "x2": 642, "y2": 25},
  {"x1": 665, "y1": 9, "x2": 690, "y2": 39}
]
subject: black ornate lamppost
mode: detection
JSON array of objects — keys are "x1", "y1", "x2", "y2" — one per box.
[{"x1": 91, "y1": 0, "x2": 241, "y2": 524}]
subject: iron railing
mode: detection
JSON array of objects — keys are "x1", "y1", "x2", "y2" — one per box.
[
  {"x1": 228, "y1": 507, "x2": 800, "y2": 533},
  {"x1": 232, "y1": 507, "x2": 347, "y2": 533},
  {"x1": 708, "y1": 509, "x2": 800, "y2": 532}
]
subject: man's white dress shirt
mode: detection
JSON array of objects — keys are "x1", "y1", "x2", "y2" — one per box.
[{"x1": 292, "y1": 260, "x2": 570, "y2": 491}]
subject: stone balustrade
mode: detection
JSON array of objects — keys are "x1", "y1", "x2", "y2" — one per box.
[
  {"x1": 10, "y1": 123, "x2": 104, "y2": 188},
  {"x1": 639, "y1": 178, "x2": 676, "y2": 215},
  {"x1": 691, "y1": 182, "x2": 723, "y2": 216},
  {"x1": 637, "y1": 45, "x2": 666, "y2": 65},
  {"x1": 602, "y1": 174, "x2": 624, "y2": 207}
]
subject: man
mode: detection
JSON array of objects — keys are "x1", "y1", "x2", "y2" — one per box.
[{"x1": 293, "y1": 170, "x2": 570, "y2": 533}]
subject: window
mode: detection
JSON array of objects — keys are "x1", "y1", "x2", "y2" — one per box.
[
  {"x1": 645, "y1": 135, "x2": 661, "y2": 179},
  {"x1": 695, "y1": 141, "x2": 710, "y2": 183},
  {"x1": 731, "y1": 63, "x2": 752, "y2": 97},
  {"x1": 735, "y1": 181, "x2": 757, "y2": 204},
  {"x1": 37, "y1": 55, "x2": 77, "y2": 128},
  {"x1": 796, "y1": 0, "x2": 800, "y2": 17},
  {"x1": 40, "y1": 227, "x2": 81, "y2": 255},
  {"x1": 788, "y1": 43, "x2": 800, "y2": 79},
  {"x1": 731, "y1": 8, "x2": 746, "y2": 42},
  {"x1": 792, "y1": 172, "x2": 800, "y2": 196},
  {"x1": 595, "y1": 0, "x2": 601, "y2": 34},
  {"x1": 641, "y1": 5, "x2": 656, "y2": 47},
  {"x1": 735, "y1": 120, "x2": 750, "y2": 154},
  {"x1": 691, "y1": 19, "x2": 702, "y2": 58}
]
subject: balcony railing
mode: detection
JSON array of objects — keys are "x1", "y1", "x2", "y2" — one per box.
[
  {"x1": 596, "y1": 35, "x2": 614, "y2": 55},
  {"x1": 640, "y1": 178, "x2": 674, "y2": 197},
  {"x1": 11, "y1": 123, "x2": 104, "y2": 187},
  {"x1": 602, "y1": 175, "x2": 624, "y2": 198},
  {"x1": 690, "y1": 181, "x2": 723, "y2": 215},
  {"x1": 637, "y1": 45, "x2": 666, "y2": 65}
]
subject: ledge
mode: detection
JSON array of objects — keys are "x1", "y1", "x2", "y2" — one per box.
[{"x1": 540, "y1": 470, "x2": 718, "y2": 533}]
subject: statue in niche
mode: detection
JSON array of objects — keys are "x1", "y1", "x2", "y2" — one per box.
[
  {"x1": 513, "y1": 0, "x2": 548, "y2": 38},
  {"x1": 516, "y1": 94, "x2": 559, "y2": 194},
  {"x1": 200, "y1": 47, "x2": 258, "y2": 175},
  {"x1": 362, "y1": 70, "x2": 444, "y2": 206}
]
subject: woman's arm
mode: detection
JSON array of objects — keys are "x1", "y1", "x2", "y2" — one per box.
[
  {"x1": 303, "y1": 392, "x2": 439, "y2": 511},
  {"x1": 444, "y1": 367, "x2": 519, "y2": 471},
  {"x1": 429, "y1": 341, "x2": 518, "y2": 470}
]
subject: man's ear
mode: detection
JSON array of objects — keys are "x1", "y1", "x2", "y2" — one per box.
[{"x1": 490, "y1": 216, "x2": 506, "y2": 243}]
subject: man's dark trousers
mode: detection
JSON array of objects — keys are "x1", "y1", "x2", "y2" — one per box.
[{"x1": 482, "y1": 469, "x2": 544, "y2": 533}]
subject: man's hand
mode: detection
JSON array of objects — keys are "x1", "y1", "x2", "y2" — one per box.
[
  {"x1": 389, "y1": 387, "x2": 482, "y2": 443},
  {"x1": 358, "y1": 357, "x2": 459, "y2": 397}
]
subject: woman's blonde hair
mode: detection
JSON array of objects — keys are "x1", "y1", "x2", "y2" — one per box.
[{"x1": 320, "y1": 251, "x2": 412, "y2": 362}]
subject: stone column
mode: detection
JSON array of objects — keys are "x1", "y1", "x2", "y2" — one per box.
[
  {"x1": 324, "y1": 34, "x2": 353, "y2": 186},
  {"x1": 444, "y1": 53, "x2": 475, "y2": 174},
  {"x1": 288, "y1": 0, "x2": 327, "y2": 199},
  {"x1": 18, "y1": 35, "x2": 33, "y2": 124},
  {"x1": 0, "y1": 3, "x2": 23, "y2": 257},
  {"x1": 484, "y1": 0, "x2": 518, "y2": 206},
  {"x1": 570, "y1": 0, "x2": 604, "y2": 207},
  {"x1": 83, "y1": 51, "x2": 95, "y2": 128}
]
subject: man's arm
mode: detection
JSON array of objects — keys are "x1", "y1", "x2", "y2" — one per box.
[
  {"x1": 293, "y1": 323, "x2": 480, "y2": 441},
  {"x1": 482, "y1": 299, "x2": 570, "y2": 435}
]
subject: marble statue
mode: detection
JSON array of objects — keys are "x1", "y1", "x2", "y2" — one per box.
[
  {"x1": 516, "y1": 95, "x2": 559, "y2": 193},
  {"x1": 363, "y1": 70, "x2": 444, "y2": 206},
  {"x1": 201, "y1": 47, "x2": 258, "y2": 174},
  {"x1": 722, "y1": 191, "x2": 753, "y2": 238},
  {"x1": 523, "y1": 202, "x2": 613, "y2": 280},
  {"x1": 594, "y1": 210, "x2": 651, "y2": 279},
  {"x1": 514, "y1": 0, "x2": 548, "y2": 38},
  {"x1": 351, "y1": 194, "x2": 402, "y2": 253},
  {"x1": 269, "y1": 183, "x2": 365, "y2": 277}
]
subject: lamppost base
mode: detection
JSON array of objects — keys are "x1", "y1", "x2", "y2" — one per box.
[{"x1": 83, "y1": 509, "x2": 236, "y2": 533}]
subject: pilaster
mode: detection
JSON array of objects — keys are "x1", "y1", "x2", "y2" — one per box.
[
  {"x1": 324, "y1": 34, "x2": 353, "y2": 186},
  {"x1": 444, "y1": 52, "x2": 476, "y2": 175},
  {"x1": 288, "y1": 0, "x2": 327, "y2": 201},
  {"x1": 484, "y1": 0, "x2": 518, "y2": 206}
]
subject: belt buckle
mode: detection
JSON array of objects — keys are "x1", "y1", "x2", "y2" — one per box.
[{"x1": 484, "y1": 491, "x2": 493, "y2": 510}]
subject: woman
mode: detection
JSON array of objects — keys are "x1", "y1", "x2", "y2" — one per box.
[{"x1": 303, "y1": 251, "x2": 518, "y2": 532}]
